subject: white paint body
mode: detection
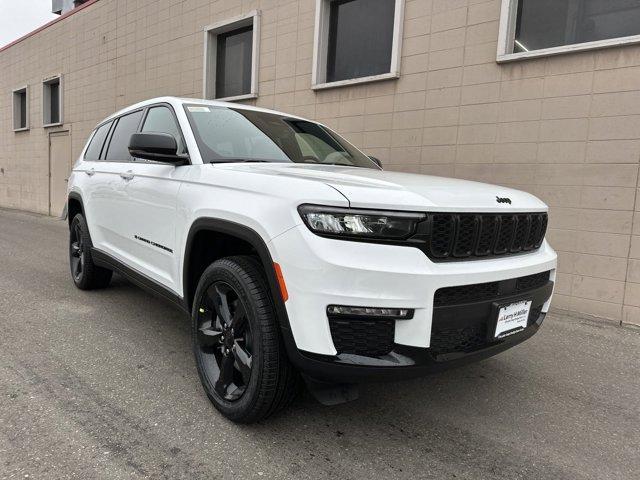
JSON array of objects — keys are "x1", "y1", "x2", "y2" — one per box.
[{"x1": 68, "y1": 97, "x2": 557, "y2": 356}]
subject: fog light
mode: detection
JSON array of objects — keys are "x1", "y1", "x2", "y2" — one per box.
[{"x1": 326, "y1": 305, "x2": 413, "y2": 319}]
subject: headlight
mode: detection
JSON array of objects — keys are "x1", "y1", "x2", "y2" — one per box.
[{"x1": 298, "y1": 204, "x2": 425, "y2": 240}]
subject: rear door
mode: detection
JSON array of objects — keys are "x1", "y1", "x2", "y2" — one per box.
[
  {"x1": 76, "y1": 120, "x2": 116, "y2": 252},
  {"x1": 91, "y1": 109, "x2": 145, "y2": 263},
  {"x1": 117, "y1": 105, "x2": 187, "y2": 291}
]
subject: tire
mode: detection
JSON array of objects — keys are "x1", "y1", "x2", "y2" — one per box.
[
  {"x1": 192, "y1": 255, "x2": 299, "y2": 423},
  {"x1": 69, "y1": 213, "x2": 113, "y2": 290}
]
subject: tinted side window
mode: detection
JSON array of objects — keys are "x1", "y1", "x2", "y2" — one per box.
[
  {"x1": 142, "y1": 106, "x2": 186, "y2": 154},
  {"x1": 105, "y1": 110, "x2": 144, "y2": 161},
  {"x1": 84, "y1": 121, "x2": 112, "y2": 161}
]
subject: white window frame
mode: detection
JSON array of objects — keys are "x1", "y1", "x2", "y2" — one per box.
[
  {"x1": 43, "y1": 74, "x2": 63, "y2": 128},
  {"x1": 497, "y1": 0, "x2": 640, "y2": 63},
  {"x1": 311, "y1": 0, "x2": 405, "y2": 90},
  {"x1": 203, "y1": 10, "x2": 260, "y2": 102},
  {"x1": 12, "y1": 86, "x2": 29, "y2": 132}
]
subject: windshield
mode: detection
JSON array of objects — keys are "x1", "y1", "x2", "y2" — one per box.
[{"x1": 183, "y1": 104, "x2": 378, "y2": 168}]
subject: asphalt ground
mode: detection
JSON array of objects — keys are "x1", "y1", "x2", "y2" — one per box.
[{"x1": 0, "y1": 208, "x2": 638, "y2": 480}]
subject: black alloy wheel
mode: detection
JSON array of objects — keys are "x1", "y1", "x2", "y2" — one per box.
[
  {"x1": 68, "y1": 213, "x2": 112, "y2": 290},
  {"x1": 70, "y1": 220, "x2": 85, "y2": 282},
  {"x1": 191, "y1": 256, "x2": 299, "y2": 423},
  {"x1": 196, "y1": 282, "x2": 253, "y2": 401}
]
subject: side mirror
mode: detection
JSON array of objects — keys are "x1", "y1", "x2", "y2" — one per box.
[
  {"x1": 128, "y1": 133, "x2": 188, "y2": 165},
  {"x1": 369, "y1": 156, "x2": 382, "y2": 169}
]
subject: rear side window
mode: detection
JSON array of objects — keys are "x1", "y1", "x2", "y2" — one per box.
[
  {"x1": 142, "y1": 106, "x2": 186, "y2": 155},
  {"x1": 84, "y1": 121, "x2": 112, "y2": 160},
  {"x1": 105, "y1": 110, "x2": 144, "y2": 161}
]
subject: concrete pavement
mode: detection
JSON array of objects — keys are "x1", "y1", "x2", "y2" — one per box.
[{"x1": 0, "y1": 208, "x2": 638, "y2": 479}]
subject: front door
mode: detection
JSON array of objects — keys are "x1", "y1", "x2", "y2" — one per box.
[
  {"x1": 92, "y1": 104, "x2": 185, "y2": 292},
  {"x1": 117, "y1": 104, "x2": 188, "y2": 292},
  {"x1": 49, "y1": 130, "x2": 72, "y2": 216},
  {"x1": 120, "y1": 163, "x2": 182, "y2": 291}
]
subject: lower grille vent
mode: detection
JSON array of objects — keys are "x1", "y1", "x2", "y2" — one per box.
[
  {"x1": 429, "y1": 307, "x2": 543, "y2": 356},
  {"x1": 329, "y1": 318, "x2": 395, "y2": 357},
  {"x1": 434, "y1": 271, "x2": 550, "y2": 307}
]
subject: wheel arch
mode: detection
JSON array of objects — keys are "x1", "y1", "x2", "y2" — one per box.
[
  {"x1": 67, "y1": 191, "x2": 85, "y2": 227},
  {"x1": 183, "y1": 218, "x2": 292, "y2": 332}
]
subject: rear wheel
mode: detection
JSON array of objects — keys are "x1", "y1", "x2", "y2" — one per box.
[
  {"x1": 192, "y1": 256, "x2": 298, "y2": 423},
  {"x1": 69, "y1": 214, "x2": 112, "y2": 290}
]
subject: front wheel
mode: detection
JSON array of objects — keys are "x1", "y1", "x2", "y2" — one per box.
[{"x1": 192, "y1": 256, "x2": 298, "y2": 423}]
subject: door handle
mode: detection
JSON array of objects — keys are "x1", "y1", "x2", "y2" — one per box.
[
  {"x1": 85, "y1": 168, "x2": 95, "y2": 177},
  {"x1": 120, "y1": 170, "x2": 134, "y2": 181}
]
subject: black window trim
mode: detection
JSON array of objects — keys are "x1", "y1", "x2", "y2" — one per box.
[
  {"x1": 82, "y1": 119, "x2": 114, "y2": 162},
  {"x1": 99, "y1": 121, "x2": 115, "y2": 160},
  {"x1": 85, "y1": 103, "x2": 190, "y2": 165}
]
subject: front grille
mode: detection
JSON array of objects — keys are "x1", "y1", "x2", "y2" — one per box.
[
  {"x1": 329, "y1": 318, "x2": 395, "y2": 357},
  {"x1": 425, "y1": 213, "x2": 548, "y2": 261},
  {"x1": 429, "y1": 307, "x2": 543, "y2": 356},
  {"x1": 434, "y1": 271, "x2": 550, "y2": 307}
]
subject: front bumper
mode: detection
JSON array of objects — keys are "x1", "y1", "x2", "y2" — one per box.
[
  {"x1": 287, "y1": 314, "x2": 546, "y2": 383},
  {"x1": 268, "y1": 224, "x2": 557, "y2": 382}
]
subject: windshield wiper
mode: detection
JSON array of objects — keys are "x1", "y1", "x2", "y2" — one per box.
[{"x1": 210, "y1": 158, "x2": 272, "y2": 164}]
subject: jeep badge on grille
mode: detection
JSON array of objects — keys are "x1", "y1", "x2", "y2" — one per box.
[{"x1": 496, "y1": 196, "x2": 512, "y2": 204}]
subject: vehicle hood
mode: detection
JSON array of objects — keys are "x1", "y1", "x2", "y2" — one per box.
[{"x1": 215, "y1": 163, "x2": 548, "y2": 212}]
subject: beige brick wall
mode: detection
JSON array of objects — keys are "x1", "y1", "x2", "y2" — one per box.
[{"x1": 1, "y1": 0, "x2": 639, "y2": 324}]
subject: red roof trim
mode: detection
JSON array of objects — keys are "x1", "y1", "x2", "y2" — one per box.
[{"x1": 0, "y1": 0, "x2": 100, "y2": 53}]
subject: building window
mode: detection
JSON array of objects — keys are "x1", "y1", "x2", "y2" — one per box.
[
  {"x1": 312, "y1": 0, "x2": 405, "y2": 90},
  {"x1": 498, "y1": 0, "x2": 640, "y2": 62},
  {"x1": 43, "y1": 75, "x2": 63, "y2": 127},
  {"x1": 12, "y1": 87, "x2": 29, "y2": 131},
  {"x1": 203, "y1": 11, "x2": 260, "y2": 102}
]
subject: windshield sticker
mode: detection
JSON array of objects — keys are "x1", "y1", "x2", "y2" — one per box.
[{"x1": 187, "y1": 106, "x2": 211, "y2": 113}]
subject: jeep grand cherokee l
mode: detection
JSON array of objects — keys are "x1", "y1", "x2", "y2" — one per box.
[{"x1": 66, "y1": 97, "x2": 557, "y2": 423}]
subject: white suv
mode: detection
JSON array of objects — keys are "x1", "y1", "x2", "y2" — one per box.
[{"x1": 67, "y1": 97, "x2": 557, "y2": 423}]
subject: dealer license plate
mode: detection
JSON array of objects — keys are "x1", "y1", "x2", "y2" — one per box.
[{"x1": 495, "y1": 300, "x2": 531, "y2": 339}]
